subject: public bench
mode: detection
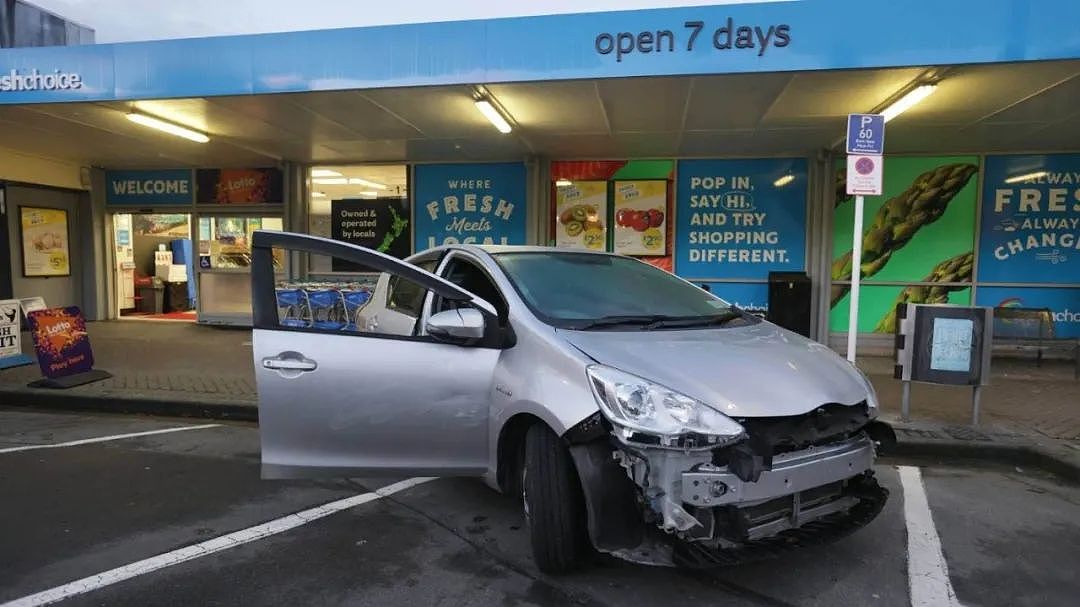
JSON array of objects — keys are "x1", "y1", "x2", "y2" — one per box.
[{"x1": 991, "y1": 306, "x2": 1079, "y2": 380}]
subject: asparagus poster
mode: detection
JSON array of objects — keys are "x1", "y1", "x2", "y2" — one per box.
[
  {"x1": 675, "y1": 158, "x2": 807, "y2": 280},
  {"x1": 976, "y1": 153, "x2": 1080, "y2": 285},
  {"x1": 331, "y1": 198, "x2": 410, "y2": 272},
  {"x1": 831, "y1": 156, "x2": 979, "y2": 333}
]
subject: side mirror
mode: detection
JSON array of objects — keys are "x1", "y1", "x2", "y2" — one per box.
[{"x1": 426, "y1": 308, "x2": 486, "y2": 345}]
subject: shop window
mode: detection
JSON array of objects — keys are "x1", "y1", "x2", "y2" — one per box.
[
  {"x1": 308, "y1": 164, "x2": 409, "y2": 274},
  {"x1": 198, "y1": 216, "x2": 284, "y2": 269}
]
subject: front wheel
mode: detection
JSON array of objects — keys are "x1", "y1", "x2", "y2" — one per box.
[{"x1": 523, "y1": 423, "x2": 588, "y2": 574}]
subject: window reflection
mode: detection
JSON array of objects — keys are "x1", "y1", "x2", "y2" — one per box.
[{"x1": 198, "y1": 216, "x2": 284, "y2": 269}]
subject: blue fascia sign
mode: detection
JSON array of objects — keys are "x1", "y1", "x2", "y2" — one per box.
[
  {"x1": 675, "y1": 158, "x2": 808, "y2": 280},
  {"x1": 847, "y1": 114, "x2": 885, "y2": 155},
  {"x1": 976, "y1": 153, "x2": 1080, "y2": 285},
  {"x1": 413, "y1": 163, "x2": 527, "y2": 251},
  {"x1": 105, "y1": 169, "x2": 194, "y2": 206},
  {"x1": 1, "y1": 1, "x2": 1080, "y2": 104}
]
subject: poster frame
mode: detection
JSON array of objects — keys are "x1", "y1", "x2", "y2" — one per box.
[{"x1": 19, "y1": 205, "x2": 71, "y2": 278}]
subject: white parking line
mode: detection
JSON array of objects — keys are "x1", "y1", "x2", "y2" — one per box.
[
  {"x1": 898, "y1": 466, "x2": 962, "y2": 607},
  {"x1": 0, "y1": 424, "x2": 221, "y2": 454},
  {"x1": 1, "y1": 477, "x2": 434, "y2": 607}
]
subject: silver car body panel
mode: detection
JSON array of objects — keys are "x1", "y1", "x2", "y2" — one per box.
[{"x1": 559, "y1": 323, "x2": 868, "y2": 418}]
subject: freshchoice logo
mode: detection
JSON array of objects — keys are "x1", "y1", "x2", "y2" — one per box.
[
  {"x1": 0, "y1": 69, "x2": 83, "y2": 92},
  {"x1": 1054, "y1": 309, "x2": 1080, "y2": 323}
]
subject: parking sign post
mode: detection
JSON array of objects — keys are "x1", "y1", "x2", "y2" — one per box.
[{"x1": 845, "y1": 114, "x2": 885, "y2": 363}]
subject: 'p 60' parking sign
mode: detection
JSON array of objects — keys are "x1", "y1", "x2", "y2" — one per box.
[{"x1": 847, "y1": 114, "x2": 885, "y2": 155}]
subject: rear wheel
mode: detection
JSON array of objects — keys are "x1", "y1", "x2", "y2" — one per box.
[{"x1": 522, "y1": 423, "x2": 588, "y2": 574}]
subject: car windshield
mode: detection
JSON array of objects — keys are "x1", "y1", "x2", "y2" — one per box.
[{"x1": 493, "y1": 252, "x2": 744, "y2": 330}]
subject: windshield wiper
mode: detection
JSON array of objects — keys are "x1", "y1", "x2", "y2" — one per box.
[
  {"x1": 572, "y1": 314, "x2": 672, "y2": 330},
  {"x1": 642, "y1": 309, "x2": 744, "y2": 330}
]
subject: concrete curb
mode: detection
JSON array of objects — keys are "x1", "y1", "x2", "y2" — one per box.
[
  {"x1": 0, "y1": 388, "x2": 258, "y2": 423},
  {"x1": 4, "y1": 390, "x2": 1077, "y2": 483}
]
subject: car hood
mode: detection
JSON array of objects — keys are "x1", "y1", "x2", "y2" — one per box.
[{"x1": 559, "y1": 322, "x2": 869, "y2": 418}]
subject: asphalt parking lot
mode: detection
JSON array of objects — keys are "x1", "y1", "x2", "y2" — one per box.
[{"x1": 1, "y1": 407, "x2": 1077, "y2": 607}]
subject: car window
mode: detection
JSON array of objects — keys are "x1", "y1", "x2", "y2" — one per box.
[
  {"x1": 437, "y1": 257, "x2": 508, "y2": 325},
  {"x1": 493, "y1": 252, "x2": 750, "y2": 330},
  {"x1": 386, "y1": 259, "x2": 437, "y2": 318}
]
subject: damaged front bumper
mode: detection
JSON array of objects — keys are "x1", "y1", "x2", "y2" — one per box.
[{"x1": 568, "y1": 412, "x2": 890, "y2": 567}]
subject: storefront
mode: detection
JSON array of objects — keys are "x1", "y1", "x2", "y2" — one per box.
[
  {"x1": 0, "y1": 0, "x2": 1077, "y2": 340},
  {"x1": 103, "y1": 168, "x2": 285, "y2": 325}
]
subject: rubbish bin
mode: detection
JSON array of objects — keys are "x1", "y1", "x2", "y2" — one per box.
[
  {"x1": 165, "y1": 281, "x2": 190, "y2": 312},
  {"x1": 767, "y1": 271, "x2": 812, "y2": 338},
  {"x1": 137, "y1": 279, "x2": 165, "y2": 314}
]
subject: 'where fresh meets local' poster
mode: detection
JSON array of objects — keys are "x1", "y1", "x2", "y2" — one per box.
[{"x1": 413, "y1": 163, "x2": 527, "y2": 251}]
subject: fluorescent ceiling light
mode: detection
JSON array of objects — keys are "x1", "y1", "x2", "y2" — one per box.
[
  {"x1": 311, "y1": 191, "x2": 326, "y2": 198},
  {"x1": 312, "y1": 177, "x2": 348, "y2": 185},
  {"x1": 475, "y1": 99, "x2": 512, "y2": 134},
  {"x1": 881, "y1": 84, "x2": 937, "y2": 123},
  {"x1": 555, "y1": 179, "x2": 573, "y2": 187},
  {"x1": 126, "y1": 112, "x2": 209, "y2": 143},
  {"x1": 359, "y1": 191, "x2": 378, "y2": 199},
  {"x1": 773, "y1": 174, "x2": 795, "y2": 188},
  {"x1": 311, "y1": 169, "x2": 342, "y2": 178},
  {"x1": 348, "y1": 178, "x2": 387, "y2": 189},
  {"x1": 1004, "y1": 170, "x2": 1048, "y2": 184}
]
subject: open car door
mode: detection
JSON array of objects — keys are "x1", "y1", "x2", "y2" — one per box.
[{"x1": 250, "y1": 231, "x2": 503, "y2": 479}]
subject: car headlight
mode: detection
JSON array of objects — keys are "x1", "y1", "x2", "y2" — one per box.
[{"x1": 586, "y1": 364, "x2": 745, "y2": 447}]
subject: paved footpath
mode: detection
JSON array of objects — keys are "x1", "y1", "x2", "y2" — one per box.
[
  {"x1": 1, "y1": 407, "x2": 1078, "y2": 607},
  {"x1": 1, "y1": 320, "x2": 1077, "y2": 440}
]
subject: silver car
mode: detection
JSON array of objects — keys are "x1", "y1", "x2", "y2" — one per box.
[{"x1": 251, "y1": 231, "x2": 890, "y2": 573}]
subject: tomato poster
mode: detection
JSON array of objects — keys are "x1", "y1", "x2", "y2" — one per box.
[
  {"x1": 555, "y1": 181, "x2": 607, "y2": 250},
  {"x1": 27, "y1": 307, "x2": 94, "y2": 379},
  {"x1": 613, "y1": 180, "x2": 667, "y2": 255}
]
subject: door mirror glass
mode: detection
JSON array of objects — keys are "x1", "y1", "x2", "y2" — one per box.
[{"x1": 426, "y1": 309, "x2": 486, "y2": 344}]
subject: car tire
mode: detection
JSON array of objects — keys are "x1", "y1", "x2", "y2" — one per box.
[{"x1": 523, "y1": 423, "x2": 588, "y2": 574}]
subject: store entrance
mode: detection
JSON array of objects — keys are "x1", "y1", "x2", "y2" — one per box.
[{"x1": 112, "y1": 213, "x2": 196, "y2": 321}]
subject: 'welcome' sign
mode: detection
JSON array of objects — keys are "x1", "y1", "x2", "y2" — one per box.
[{"x1": 105, "y1": 169, "x2": 194, "y2": 206}]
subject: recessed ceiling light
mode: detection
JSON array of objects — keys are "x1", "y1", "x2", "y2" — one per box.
[
  {"x1": 311, "y1": 169, "x2": 342, "y2": 178},
  {"x1": 474, "y1": 98, "x2": 512, "y2": 134},
  {"x1": 773, "y1": 174, "x2": 795, "y2": 188},
  {"x1": 881, "y1": 84, "x2": 937, "y2": 123},
  {"x1": 348, "y1": 178, "x2": 387, "y2": 189},
  {"x1": 555, "y1": 179, "x2": 573, "y2": 187},
  {"x1": 126, "y1": 112, "x2": 209, "y2": 143},
  {"x1": 1004, "y1": 170, "x2": 1048, "y2": 184},
  {"x1": 311, "y1": 191, "x2": 326, "y2": 198},
  {"x1": 312, "y1": 178, "x2": 348, "y2": 185},
  {"x1": 359, "y1": 191, "x2": 378, "y2": 199}
]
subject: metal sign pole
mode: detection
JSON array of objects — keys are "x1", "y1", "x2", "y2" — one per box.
[
  {"x1": 846, "y1": 194, "x2": 865, "y2": 363},
  {"x1": 972, "y1": 385, "x2": 982, "y2": 426},
  {"x1": 901, "y1": 380, "x2": 912, "y2": 422}
]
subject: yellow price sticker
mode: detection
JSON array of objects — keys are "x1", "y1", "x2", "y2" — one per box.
[
  {"x1": 642, "y1": 228, "x2": 663, "y2": 251},
  {"x1": 583, "y1": 228, "x2": 605, "y2": 250}
]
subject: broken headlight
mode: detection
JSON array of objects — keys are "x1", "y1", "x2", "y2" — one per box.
[{"x1": 586, "y1": 364, "x2": 745, "y2": 447}]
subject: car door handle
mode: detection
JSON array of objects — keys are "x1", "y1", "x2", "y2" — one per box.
[{"x1": 262, "y1": 355, "x2": 317, "y2": 372}]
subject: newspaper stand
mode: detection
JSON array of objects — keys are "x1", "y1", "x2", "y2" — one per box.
[{"x1": 894, "y1": 304, "x2": 993, "y2": 425}]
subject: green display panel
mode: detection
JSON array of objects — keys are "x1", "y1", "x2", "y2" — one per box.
[
  {"x1": 830, "y1": 285, "x2": 972, "y2": 334},
  {"x1": 831, "y1": 156, "x2": 980, "y2": 333}
]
